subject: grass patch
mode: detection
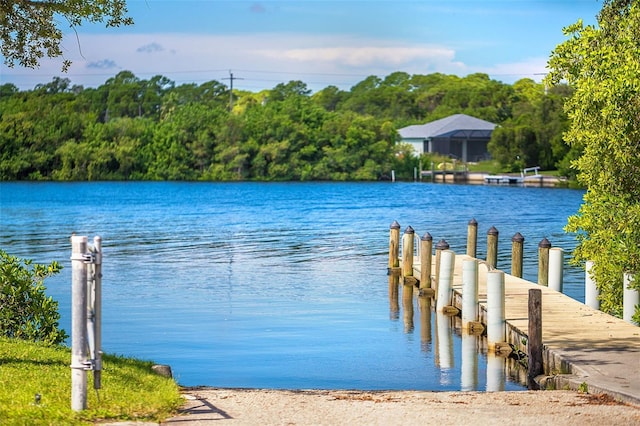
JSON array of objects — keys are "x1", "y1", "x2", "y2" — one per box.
[
  {"x1": 0, "y1": 337, "x2": 183, "y2": 425},
  {"x1": 465, "y1": 160, "x2": 503, "y2": 174}
]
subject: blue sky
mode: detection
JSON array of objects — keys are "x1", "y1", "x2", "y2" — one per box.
[{"x1": 1, "y1": 0, "x2": 603, "y2": 92}]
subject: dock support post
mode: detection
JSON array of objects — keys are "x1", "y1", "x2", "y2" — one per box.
[
  {"x1": 461, "y1": 259, "x2": 478, "y2": 330},
  {"x1": 467, "y1": 218, "x2": 478, "y2": 258},
  {"x1": 548, "y1": 248, "x2": 564, "y2": 293},
  {"x1": 585, "y1": 260, "x2": 600, "y2": 310},
  {"x1": 623, "y1": 273, "x2": 639, "y2": 325},
  {"x1": 402, "y1": 226, "x2": 416, "y2": 286},
  {"x1": 486, "y1": 226, "x2": 499, "y2": 269},
  {"x1": 486, "y1": 271, "x2": 505, "y2": 351},
  {"x1": 437, "y1": 250, "x2": 455, "y2": 312},
  {"x1": 71, "y1": 236, "x2": 88, "y2": 411},
  {"x1": 527, "y1": 289, "x2": 543, "y2": 390},
  {"x1": 388, "y1": 221, "x2": 400, "y2": 271},
  {"x1": 511, "y1": 232, "x2": 524, "y2": 278},
  {"x1": 434, "y1": 239, "x2": 450, "y2": 291},
  {"x1": 537, "y1": 238, "x2": 551, "y2": 286},
  {"x1": 419, "y1": 233, "x2": 433, "y2": 293}
]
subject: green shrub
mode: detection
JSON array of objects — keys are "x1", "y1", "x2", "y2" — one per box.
[{"x1": 0, "y1": 250, "x2": 68, "y2": 345}]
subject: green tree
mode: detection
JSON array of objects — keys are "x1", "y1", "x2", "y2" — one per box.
[
  {"x1": 0, "y1": 250, "x2": 67, "y2": 345},
  {"x1": 312, "y1": 85, "x2": 347, "y2": 112},
  {"x1": 487, "y1": 125, "x2": 532, "y2": 172},
  {"x1": 1, "y1": 0, "x2": 133, "y2": 70},
  {"x1": 487, "y1": 79, "x2": 570, "y2": 173},
  {"x1": 0, "y1": 81, "x2": 88, "y2": 180},
  {"x1": 547, "y1": 0, "x2": 640, "y2": 320}
]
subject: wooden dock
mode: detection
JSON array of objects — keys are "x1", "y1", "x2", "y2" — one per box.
[
  {"x1": 420, "y1": 169, "x2": 468, "y2": 183},
  {"x1": 419, "y1": 170, "x2": 564, "y2": 187},
  {"x1": 410, "y1": 254, "x2": 640, "y2": 404}
]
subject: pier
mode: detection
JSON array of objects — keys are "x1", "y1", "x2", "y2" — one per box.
[
  {"x1": 420, "y1": 169, "x2": 469, "y2": 183},
  {"x1": 389, "y1": 221, "x2": 640, "y2": 404},
  {"x1": 417, "y1": 163, "x2": 564, "y2": 186}
]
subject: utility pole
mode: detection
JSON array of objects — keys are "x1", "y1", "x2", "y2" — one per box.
[{"x1": 224, "y1": 70, "x2": 243, "y2": 111}]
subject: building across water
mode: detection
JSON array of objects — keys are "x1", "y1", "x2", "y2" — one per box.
[{"x1": 398, "y1": 114, "x2": 497, "y2": 162}]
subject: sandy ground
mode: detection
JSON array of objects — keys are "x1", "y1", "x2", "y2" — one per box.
[{"x1": 160, "y1": 388, "x2": 640, "y2": 426}]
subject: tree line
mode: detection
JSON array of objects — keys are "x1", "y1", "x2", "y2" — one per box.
[{"x1": 0, "y1": 71, "x2": 573, "y2": 182}]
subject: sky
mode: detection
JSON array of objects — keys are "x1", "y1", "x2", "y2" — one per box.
[{"x1": 1, "y1": 0, "x2": 604, "y2": 93}]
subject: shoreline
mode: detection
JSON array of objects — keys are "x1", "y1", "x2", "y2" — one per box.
[{"x1": 161, "y1": 387, "x2": 640, "y2": 425}]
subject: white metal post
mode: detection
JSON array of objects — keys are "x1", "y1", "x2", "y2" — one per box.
[
  {"x1": 548, "y1": 247, "x2": 564, "y2": 293},
  {"x1": 436, "y1": 250, "x2": 455, "y2": 312},
  {"x1": 486, "y1": 270, "x2": 505, "y2": 351},
  {"x1": 92, "y1": 236, "x2": 102, "y2": 388},
  {"x1": 585, "y1": 260, "x2": 599, "y2": 310},
  {"x1": 71, "y1": 236, "x2": 88, "y2": 411},
  {"x1": 623, "y1": 273, "x2": 638, "y2": 325},
  {"x1": 461, "y1": 259, "x2": 478, "y2": 329}
]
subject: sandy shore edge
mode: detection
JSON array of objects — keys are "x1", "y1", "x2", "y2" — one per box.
[{"x1": 160, "y1": 388, "x2": 640, "y2": 425}]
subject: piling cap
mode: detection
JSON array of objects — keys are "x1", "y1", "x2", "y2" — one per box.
[
  {"x1": 390, "y1": 220, "x2": 401, "y2": 230},
  {"x1": 468, "y1": 218, "x2": 478, "y2": 226},
  {"x1": 404, "y1": 226, "x2": 415, "y2": 234},
  {"x1": 436, "y1": 239, "x2": 450, "y2": 250},
  {"x1": 421, "y1": 232, "x2": 433, "y2": 241},
  {"x1": 512, "y1": 232, "x2": 525, "y2": 243},
  {"x1": 538, "y1": 237, "x2": 552, "y2": 248},
  {"x1": 487, "y1": 226, "x2": 499, "y2": 236}
]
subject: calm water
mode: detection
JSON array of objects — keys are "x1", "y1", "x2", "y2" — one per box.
[{"x1": 0, "y1": 182, "x2": 585, "y2": 390}]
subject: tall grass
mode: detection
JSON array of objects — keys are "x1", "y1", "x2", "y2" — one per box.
[{"x1": 0, "y1": 338, "x2": 182, "y2": 425}]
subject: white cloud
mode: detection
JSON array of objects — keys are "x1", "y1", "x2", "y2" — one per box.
[
  {"x1": 1, "y1": 31, "x2": 543, "y2": 91},
  {"x1": 136, "y1": 42, "x2": 166, "y2": 54},
  {"x1": 86, "y1": 59, "x2": 119, "y2": 70},
  {"x1": 257, "y1": 44, "x2": 457, "y2": 68},
  {"x1": 478, "y1": 57, "x2": 550, "y2": 83}
]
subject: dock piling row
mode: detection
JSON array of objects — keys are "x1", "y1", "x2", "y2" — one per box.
[
  {"x1": 392, "y1": 218, "x2": 640, "y2": 332},
  {"x1": 390, "y1": 218, "x2": 640, "y2": 400}
]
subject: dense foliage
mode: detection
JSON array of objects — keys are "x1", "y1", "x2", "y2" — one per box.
[
  {"x1": 1, "y1": 0, "x2": 133, "y2": 70},
  {"x1": 547, "y1": 0, "x2": 640, "y2": 321},
  {"x1": 0, "y1": 250, "x2": 67, "y2": 345},
  {"x1": 0, "y1": 71, "x2": 574, "y2": 181}
]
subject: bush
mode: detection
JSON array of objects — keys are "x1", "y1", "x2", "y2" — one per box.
[{"x1": 0, "y1": 250, "x2": 68, "y2": 345}]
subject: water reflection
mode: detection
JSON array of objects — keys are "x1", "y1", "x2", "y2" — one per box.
[
  {"x1": 435, "y1": 311, "x2": 454, "y2": 385},
  {"x1": 402, "y1": 284, "x2": 414, "y2": 333},
  {"x1": 388, "y1": 273, "x2": 399, "y2": 321},
  {"x1": 418, "y1": 296, "x2": 432, "y2": 352},
  {"x1": 487, "y1": 352, "x2": 506, "y2": 391},
  {"x1": 390, "y1": 287, "x2": 519, "y2": 391},
  {"x1": 461, "y1": 332, "x2": 478, "y2": 391}
]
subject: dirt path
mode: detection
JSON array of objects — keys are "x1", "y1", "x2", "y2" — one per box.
[{"x1": 162, "y1": 388, "x2": 640, "y2": 425}]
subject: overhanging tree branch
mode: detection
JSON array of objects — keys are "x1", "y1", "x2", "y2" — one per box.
[{"x1": 1, "y1": 0, "x2": 133, "y2": 71}]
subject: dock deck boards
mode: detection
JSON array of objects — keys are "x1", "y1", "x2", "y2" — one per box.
[{"x1": 411, "y1": 254, "x2": 640, "y2": 404}]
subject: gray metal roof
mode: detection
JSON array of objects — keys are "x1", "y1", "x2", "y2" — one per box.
[{"x1": 398, "y1": 114, "x2": 497, "y2": 139}]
